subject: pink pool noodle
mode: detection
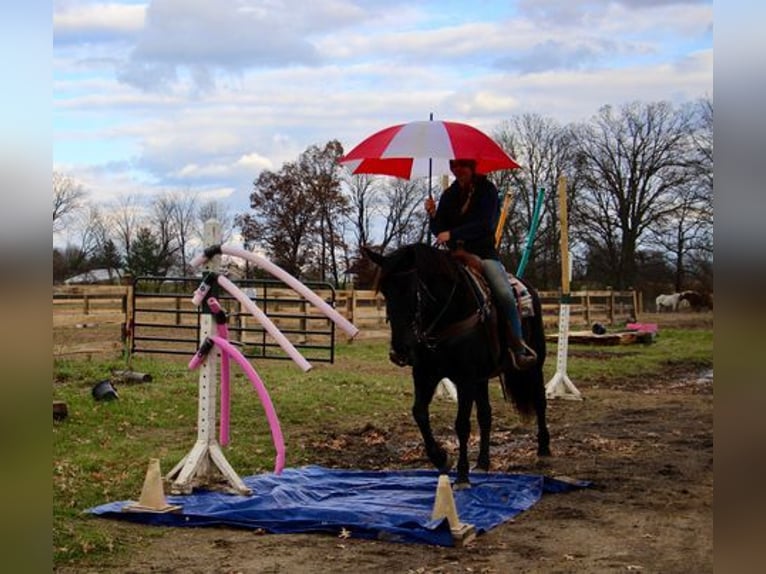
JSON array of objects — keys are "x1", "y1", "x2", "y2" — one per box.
[
  {"x1": 217, "y1": 275, "x2": 312, "y2": 372},
  {"x1": 192, "y1": 245, "x2": 359, "y2": 339},
  {"x1": 188, "y1": 338, "x2": 213, "y2": 370},
  {"x1": 209, "y1": 335, "x2": 286, "y2": 474}
]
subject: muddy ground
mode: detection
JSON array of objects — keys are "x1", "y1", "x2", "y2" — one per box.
[{"x1": 57, "y1": 313, "x2": 713, "y2": 573}]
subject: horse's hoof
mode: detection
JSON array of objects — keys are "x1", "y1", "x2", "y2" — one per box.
[
  {"x1": 538, "y1": 446, "x2": 552, "y2": 457},
  {"x1": 534, "y1": 457, "x2": 551, "y2": 469},
  {"x1": 453, "y1": 480, "x2": 471, "y2": 490},
  {"x1": 437, "y1": 454, "x2": 453, "y2": 474},
  {"x1": 472, "y1": 465, "x2": 489, "y2": 474}
]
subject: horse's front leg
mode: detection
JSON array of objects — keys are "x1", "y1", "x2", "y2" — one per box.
[
  {"x1": 412, "y1": 372, "x2": 451, "y2": 473},
  {"x1": 454, "y1": 382, "x2": 474, "y2": 489},
  {"x1": 474, "y1": 379, "x2": 492, "y2": 472}
]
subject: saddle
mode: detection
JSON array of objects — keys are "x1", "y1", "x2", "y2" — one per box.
[
  {"x1": 450, "y1": 249, "x2": 535, "y2": 375},
  {"x1": 450, "y1": 249, "x2": 534, "y2": 320}
]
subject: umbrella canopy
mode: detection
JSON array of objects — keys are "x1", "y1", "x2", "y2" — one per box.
[{"x1": 339, "y1": 120, "x2": 520, "y2": 179}]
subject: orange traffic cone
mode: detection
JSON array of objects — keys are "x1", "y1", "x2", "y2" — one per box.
[
  {"x1": 431, "y1": 474, "x2": 460, "y2": 527},
  {"x1": 431, "y1": 474, "x2": 476, "y2": 546},
  {"x1": 123, "y1": 458, "x2": 182, "y2": 513}
]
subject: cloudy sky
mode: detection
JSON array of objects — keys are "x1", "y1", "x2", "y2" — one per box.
[{"x1": 53, "y1": 0, "x2": 713, "y2": 234}]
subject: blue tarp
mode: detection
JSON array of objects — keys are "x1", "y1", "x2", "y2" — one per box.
[{"x1": 89, "y1": 465, "x2": 588, "y2": 546}]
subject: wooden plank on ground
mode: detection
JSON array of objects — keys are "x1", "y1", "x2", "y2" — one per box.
[{"x1": 546, "y1": 330, "x2": 654, "y2": 346}]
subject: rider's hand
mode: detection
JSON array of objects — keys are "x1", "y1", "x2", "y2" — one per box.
[
  {"x1": 435, "y1": 231, "x2": 451, "y2": 245},
  {"x1": 425, "y1": 197, "x2": 436, "y2": 217}
]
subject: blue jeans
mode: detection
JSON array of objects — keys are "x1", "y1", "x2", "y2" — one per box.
[{"x1": 481, "y1": 258, "x2": 524, "y2": 350}]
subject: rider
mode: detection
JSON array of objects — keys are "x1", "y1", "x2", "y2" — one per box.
[{"x1": 425, "y1": 158, "x2": 536, "y2": 370}]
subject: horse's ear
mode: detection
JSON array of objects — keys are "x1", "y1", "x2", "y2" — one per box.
[{"x1": 361, "y1": 246, "x2": 385, "y2": 267}]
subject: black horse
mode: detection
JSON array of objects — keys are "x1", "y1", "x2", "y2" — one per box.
[{"x1": 363, "y1": 243, "x2": 550, "y2": 487}]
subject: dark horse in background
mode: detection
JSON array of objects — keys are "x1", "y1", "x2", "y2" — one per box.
[{"x1": 363, "y1": 243, "x2": 550, "y2": 488}]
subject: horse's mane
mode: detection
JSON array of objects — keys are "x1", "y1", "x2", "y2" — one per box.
[{"x1": 392, "y1": 243, "x2": 460, "y2": 283}]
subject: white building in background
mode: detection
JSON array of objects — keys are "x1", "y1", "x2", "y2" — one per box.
[{"x1": 64, "y1": 268, "x2": 122, "y2": 284}]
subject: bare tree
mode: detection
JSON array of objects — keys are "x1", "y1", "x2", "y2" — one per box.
[
  {"x1": 108, "y1": 194, "x2": 144, "y2": 265},
  {"x1": 149, "y1": 194, "x2": 182, "y2": 274},
  {"x1": 646, "y1": 97, "x2": 714, "y2": 291},
  {"x1": 493, "y1": 114, "x2": 573, "y2": 287},
  {"x1": 344, "y1": 173, "x2": 379, "y2": 248},
  {"x1": 648, "y1": 181, "x2": 712, "y2": 291},
  {"x1": 75, "y1": 205, "x2": 109, "y2": 261},
  {"x1": 569, "y1": 101, "x2": 697, "y2": 289},
  {"x1": 53, "y1": 171, "x2": 87, "y2": 231},
  {"x1": 162, "y1": 190, "x2": 198, "y2": 275},
  {"x1": 691, "y1": 96, "x2": 714, "y2": 195},
  {"x1": 379, "y1": 178, "x2": 429, "y2": 250}
]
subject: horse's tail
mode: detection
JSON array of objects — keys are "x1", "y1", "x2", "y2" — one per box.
[
  {"x1": 501, "y1": 282, "x2": 546, "y2": 421},
  {"x1": 501, "y1": 369, "x2": 543, "y2": 422}
]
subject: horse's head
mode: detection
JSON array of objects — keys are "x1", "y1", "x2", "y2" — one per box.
[{"x1": 363, "y1": 244, "x2": 458, "y2": 367}]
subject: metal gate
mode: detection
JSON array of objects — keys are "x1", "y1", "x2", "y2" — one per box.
[{"x1": 130, "y1": 275, "x2": 338, "y2": 363}]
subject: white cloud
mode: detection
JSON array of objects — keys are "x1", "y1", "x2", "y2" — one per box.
[
  {"x1": 236, "y1": 152, "x2": 273, "y2": 171},
  {"x1": 172, "y1": 152, "x2": 272, "y2": 180},
  {"x1": 447, "y1": 91, "x2": 521, "y2": 117},
  {"x1": 517, "y1": 0, "x2": 710, "y2": 24},
  {"x1": 54, "y1": 2, "x2": 146, "y2": 42},
  {"x1": 115, "y1": 0, "x2": 377, "y2": 91}
]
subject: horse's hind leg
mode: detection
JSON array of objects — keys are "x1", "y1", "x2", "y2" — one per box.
[
  {"x1": 412, "y1": 375, "x2": 451, "y2": 473},
  {"x1": 474, "y1": 379, "x2": 491, "y2": 472}
]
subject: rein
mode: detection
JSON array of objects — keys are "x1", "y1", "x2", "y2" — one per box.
[
  {"x1": 396, "y1": 264, "x2": 488, "y2": 350},
  {"x1": 416, "y1": 279, "x2": 459, "y2": 347}
]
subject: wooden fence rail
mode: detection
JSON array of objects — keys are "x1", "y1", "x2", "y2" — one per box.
[{"x1": 53, "y1": 285, "x2": 638, "y2": 357}]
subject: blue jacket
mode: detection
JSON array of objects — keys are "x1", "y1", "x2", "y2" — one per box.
[{"x1": 429, "y1": 175, "x2": 500, "y2": 260}]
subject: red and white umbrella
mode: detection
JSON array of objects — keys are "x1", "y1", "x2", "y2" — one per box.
[{"x1": 339, "y1": 120, "x2": 520, "y2": 180}]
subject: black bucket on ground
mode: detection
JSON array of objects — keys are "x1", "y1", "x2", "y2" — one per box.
[{"x1": 92, "y1": 379, "x2": 119, "y2": 401}]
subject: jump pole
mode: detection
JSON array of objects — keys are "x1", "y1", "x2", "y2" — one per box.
[
  {"x1": 167, "y1": 219, "x2": 252, "y2": 495},
  {"x1": 494, "y1": 187, "x2": 515, "y2": 249},
  {"x1": 545, "y1": 176, "x2": 582, "y2": 400}
]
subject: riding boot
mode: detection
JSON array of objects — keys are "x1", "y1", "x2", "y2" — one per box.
[{"x1": 507, "y1": 329, "x2": 537, "y2": 371}]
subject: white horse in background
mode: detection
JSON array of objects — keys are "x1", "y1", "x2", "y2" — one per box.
[{"x1": 656, "y1": 292, "x2": 681, "y2": 312}]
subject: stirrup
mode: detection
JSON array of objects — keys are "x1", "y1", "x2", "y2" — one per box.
[
  {"x1": 519, "y1": 340, "x2": 537, "y2": 361},
  {"x1": 508, "y1": 342, "x2": 537, "y2": 371},
  {"x1": 508, "y1": 352, "x2": 535, "y2": 371}
]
